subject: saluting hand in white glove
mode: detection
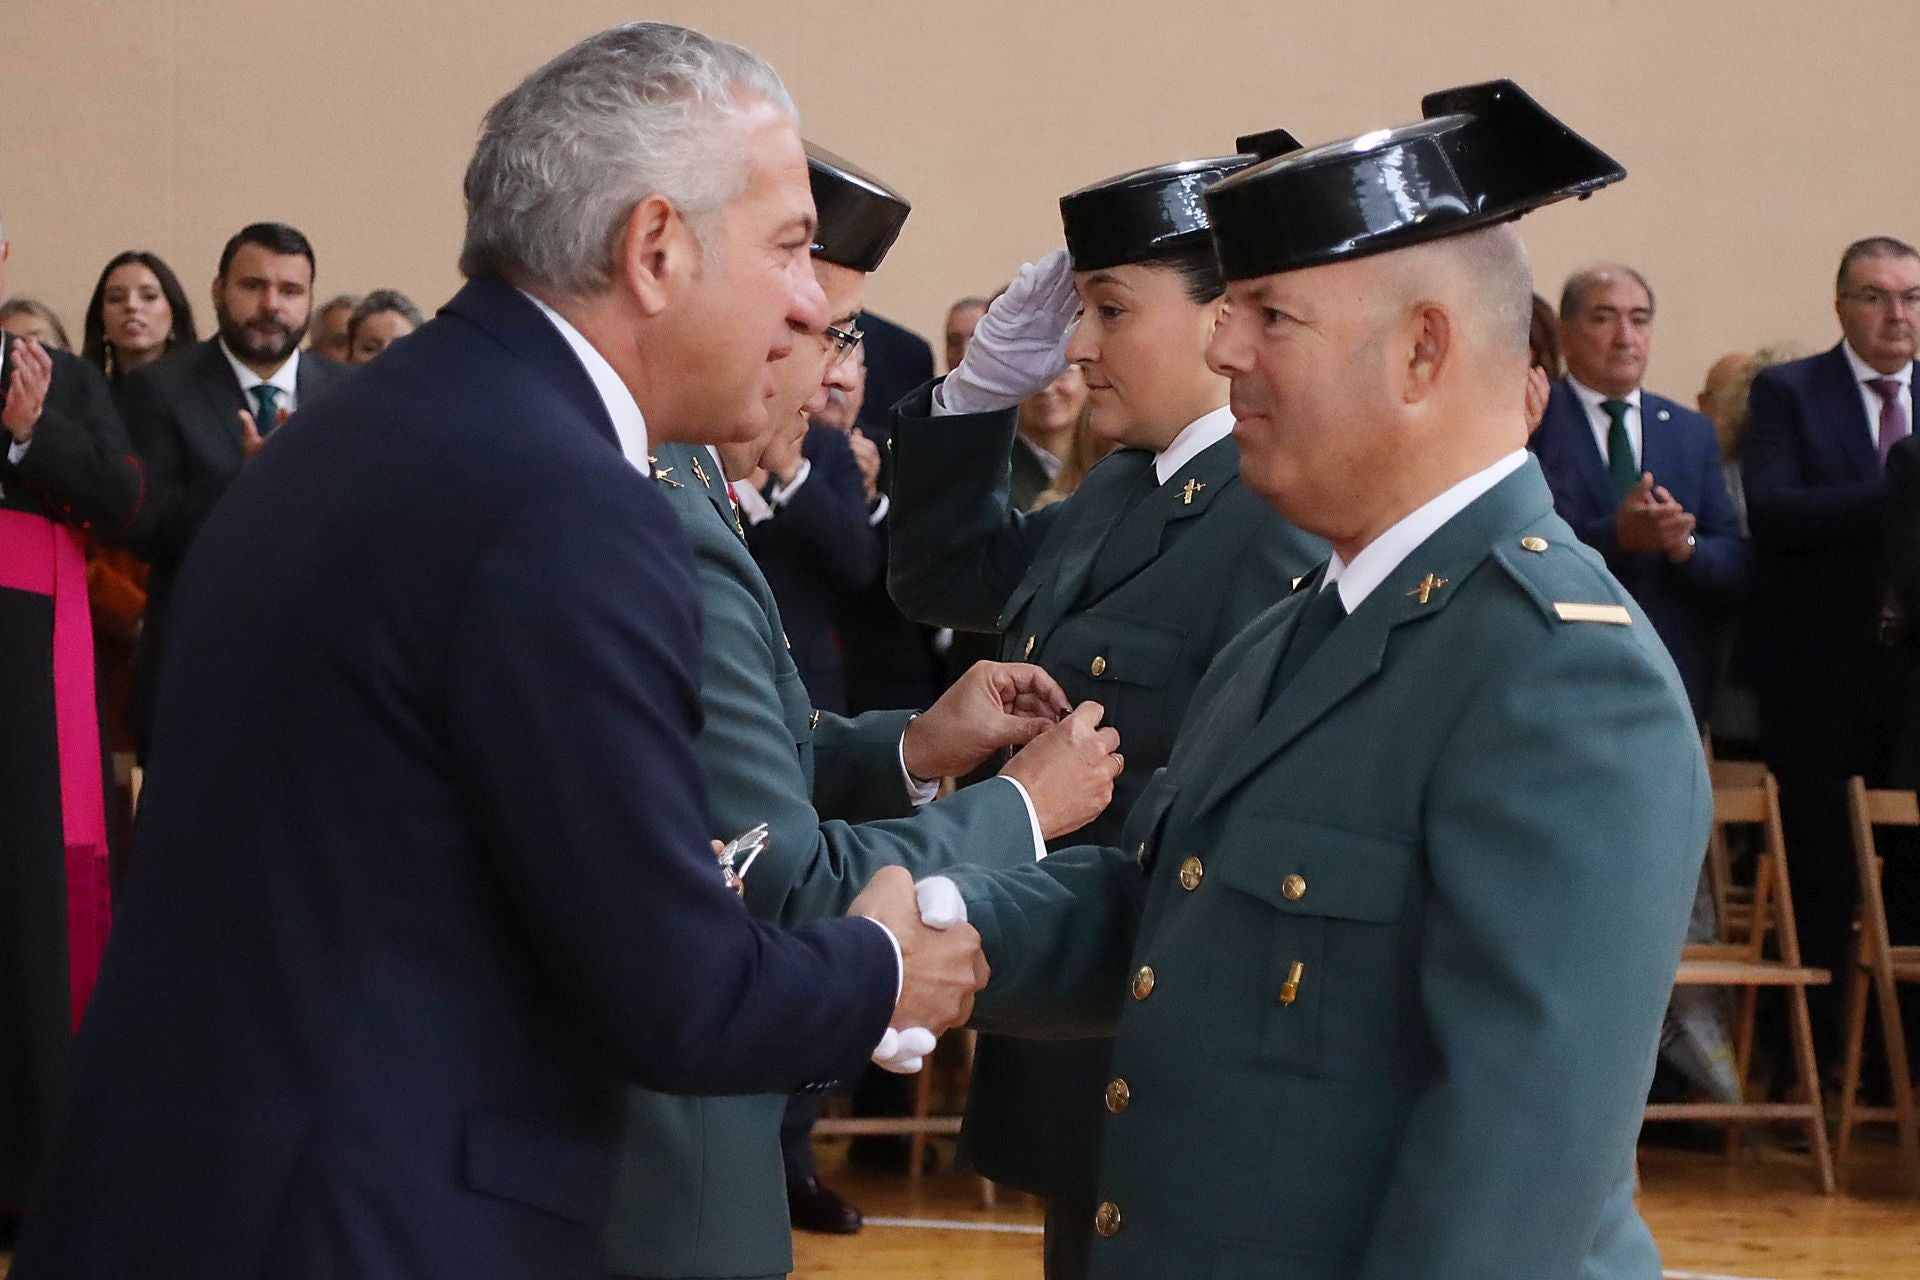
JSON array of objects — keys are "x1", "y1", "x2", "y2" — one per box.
[{"x1": 937, "y1": 249, "x2": 1080, "y2": 416}]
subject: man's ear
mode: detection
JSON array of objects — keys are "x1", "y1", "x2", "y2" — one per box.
[
  {"x1": 1403, "y1": 301, "x2": 1454, "y2": 404},
  {"x1": 619, "y1": 195, "x2": 697, "y2": 318}
]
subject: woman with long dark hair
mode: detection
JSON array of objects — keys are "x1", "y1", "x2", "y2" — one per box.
[{"x1": 81, "y1": 251, "x2": 196, "y2": 388}]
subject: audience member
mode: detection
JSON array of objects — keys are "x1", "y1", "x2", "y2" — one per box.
[
  {"x1": 308, "y1": 292, "x2": 359, "y2": 362},
  {"x1": 119, "y1": 221, "x2": 348, "y2": 758},
  {"x1": 1742, "y1": 234, "x2": 1920, "y2": 1065},
  {"x1": 0, "y1": 218, "x2": 138, "y2": 1239},
  {"x1": 1011, "y1": 364, "x2": 1087, "y2": 513},
  {"x1": 944, "y1": 295, "x2": 989, "y2": 372},
  {"x1": 1529, "y1": 290, "x2": 1563, "y2": 378},
  {"x1": 1530, "y1": 264, "x2": 1747, "y2": 721},
  {"x1": 1031, "y1": 405, "x2": 1108, "y2": 508},
  {"x1": 0, "y1": 299, "x2": 71, "y2": 350},
  {"x1": 345, "y1": 288, "x2": 425, "y2": 364},
  {"x1": 81, "y1": 251, "x2": 198, "y2": 389}
]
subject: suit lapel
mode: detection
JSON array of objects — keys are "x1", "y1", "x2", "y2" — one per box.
[
  {"x1": 1817, "y1": 344, "x2": 1879, "y2": 480},
  {"x1": 1639, "y1": 393, "x2": 1678, "y2": 486},
  {"x1": 188, "y1": 340, "x2": 248, "y2": 467},
  {"x1": 1024, "y1": 448, "x2": 1154, "y2": 639},
  {"x1": 1193, "y1": 460, "x2": 1556, "y2": 817},
  {"x1": 1545, "y1": 380, "x2": 1616, "y2": 516},
  {"x1": 1084, "y1": 436, "x2": 1242, "y2": 602},
  {"x1": 442, "y1": 278, "x2": 623, "y2": 455}
]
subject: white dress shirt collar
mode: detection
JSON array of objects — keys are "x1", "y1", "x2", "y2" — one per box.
[
  {"x1": 1322, "y1": 449, "x2": 1530, "y2": 613},
  {"x1": 1843, "y1": 339, "x2": 1914, "y2": 391},
  {"x1": 1843, "y1": 339, "x2": 1914, "y2": 449},
  {"x1": 220, "y1": 340, "x2": 300, "y2": 403},
  {"x1": 1567, "y1": 374, "x2": 1643, "y2": 470},
  {"x1": 1153, "y1": 404, "x2": 1237, "y2": 485},
  {"x1": 520, "y1": 291, "x2": 650, "y2": 476}
]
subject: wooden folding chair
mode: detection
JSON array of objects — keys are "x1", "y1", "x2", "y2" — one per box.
[
  {"x1": 1835, "y1": 779, "x2": 1920, "y2": 1193},
  {"x1": 1646, "y1": 765, "x2": 1835, "y2": 1193}
]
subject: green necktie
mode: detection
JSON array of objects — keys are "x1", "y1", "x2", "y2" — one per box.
[
  {"x1": 1263, "y1": 583, "x2": 1347, "y2": 711},
  {"x1": 1602, "y1": 398, "x2": 1637, "y2": 498},
  {"x1": 252, "y1": 384, "x2": 282, "y2": 437}
]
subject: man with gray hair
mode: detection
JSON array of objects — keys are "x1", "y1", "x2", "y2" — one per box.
[
  {"x1": 307, "y1": 292, "x2": 359, "y2": 362},
  {"x1": 10, "y1": 23, "x2": 984, "y2": 1280}
]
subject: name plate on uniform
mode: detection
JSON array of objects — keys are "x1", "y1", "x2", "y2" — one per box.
[{"x1": 1553, "y1": 601, "x2": 1632, "y2": 626}]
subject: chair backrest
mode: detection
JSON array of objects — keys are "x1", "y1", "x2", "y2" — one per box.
[
  {"x1": 1706, "y1": 767, "x2": 1793, "y2": 962},
  {"x1": 1845, "y1": 778, "x2": 1917, "y2": 968}
]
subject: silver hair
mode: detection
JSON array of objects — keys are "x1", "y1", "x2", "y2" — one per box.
[
  {"x1": 1383, "y1": 223, "x2": 1533, "y2": 357},
  {"x1": 1560, "y1": 263, "x2": 1656, "y2": 322},
  {"x1": 459, "y1": 22, "x2": 796, "y2": 296}
]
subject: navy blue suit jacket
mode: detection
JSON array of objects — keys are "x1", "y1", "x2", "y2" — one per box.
[
  {"x1": 12, "y1": 279, "x2": 896, "y2": 1280},
  {"x1": 1740, "y1": 342, "x2": 1913, "y2": 708},
  {"x1": 746, "y1": 422, "x2": 881, "y2": 715},
  {"x1": 1530, "y1": 378, "x2": 1748, "y2": 716}
]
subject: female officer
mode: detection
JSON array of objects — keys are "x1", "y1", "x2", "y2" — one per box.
[{"x1": 887, "y1": 141, "x2": 1327, "y2": 1280}]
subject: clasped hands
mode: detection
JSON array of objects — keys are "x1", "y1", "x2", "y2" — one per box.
[{"x1": 1614, "y1": 473, "x2": 1696, "y2": 563}]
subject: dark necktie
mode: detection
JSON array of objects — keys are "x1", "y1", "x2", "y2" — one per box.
[
  {"x1": 1264, "y1": 583, "x2": 1347, "y2": 711},
  {"x1": 1602, "y1": 399, "x2": 1637, "y2": 497},
  {"x1": 1869, "y1": 377, "x2": 1910, "y2": 466},
  {"x1": 252, "y1": 384, "x2": 282, "y2": 437}
]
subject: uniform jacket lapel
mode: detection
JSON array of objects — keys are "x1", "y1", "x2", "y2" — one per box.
[
  {"x1": 1023, "y1": 448, "x2": 1154, "y2": 640},
  {"x1": 1192, "y1": 461, "x2": 1556, "y2": 817},
  {"x1": 1085, "y1": 436, "x2": 1242, "y2": 601}
]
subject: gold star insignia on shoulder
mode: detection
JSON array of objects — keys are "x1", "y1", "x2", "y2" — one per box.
[
  {"x1": 649, "y1": 456, "x2": 683, "y2": 488},
  {"x1": 691, "y1": 456, "x2": 712, "y2": 487},
  {"x1": 1181, "y1": 478, "x2": 1206, "y2": 505},
  {"x1": 1406, "y1": 573, "x2": 1447, "y2": 605}
]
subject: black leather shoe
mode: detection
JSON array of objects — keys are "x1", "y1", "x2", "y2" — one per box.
[{"x1": 787, "y1": 1176, "x2": 863, "y2": 1235}]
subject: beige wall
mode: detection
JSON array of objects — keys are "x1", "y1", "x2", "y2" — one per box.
[{"x1": 6, "y1": 0, "x2": 1917, "y2": 398}]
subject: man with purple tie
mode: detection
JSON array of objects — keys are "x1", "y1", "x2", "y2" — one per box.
[
  {"x1": 1742, "y1": 234, "x2": 1920, "y2": 1062},
  {"x1": 1529, "y1": 264, "x2": 1748, "y2": 721}
]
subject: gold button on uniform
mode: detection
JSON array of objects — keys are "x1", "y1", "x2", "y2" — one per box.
[
  {"x1": 1094, "y1": 1201, "x2": 1123, "y2": 1237},
  {"x1": 1281, "y1": 873, "x2": 1308, "y2": 902},
  {"x1": 1131, "y1": 966, "x2": 1156, "y2": 1000},
  {"x1": 1090, "y1": 655, "x2": 1107, "y2": 677},
  {"x1": 1520, "y1": 535, "x2": 1549, "y2": 553},
  {"x1": 1105, "y1": 1077, "x2": 1131, "y2": 1114},
  {"x1": 1178, "y1": 856, "x2": 1204, "y2": 891}
]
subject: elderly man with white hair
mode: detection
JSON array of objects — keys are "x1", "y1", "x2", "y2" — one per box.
[{"x1": 9, "y1": 23, "x2": 985, "y2": 1280}]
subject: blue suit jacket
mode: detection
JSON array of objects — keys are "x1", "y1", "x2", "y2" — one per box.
[
  {"x1": 1530, "y1": 378, "x2": 1747, "y2": 715},
  {"x1": 1740, "y1": 342, "x2": 1913, "y2": 707},
  {"x1": 11, "y1": 279, "x2": 896, "y2": 1280},
  {"x1": 746, "y1": 422, "x2": 881, "y2": 714}
]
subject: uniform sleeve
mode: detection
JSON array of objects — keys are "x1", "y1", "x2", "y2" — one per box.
[
  {"x1": 886, "y1": 378, "x2": 1067, "y2": 630},
  {"x1": 947, "y1": 843, "x2": 1145, "y2": 1040},
  {"x1": 444, "y1": 477, "x2": 897, "y2": 1097},
  {"x1": 1357, "y1": 624, "x2": 1709, "y2": 1278}
]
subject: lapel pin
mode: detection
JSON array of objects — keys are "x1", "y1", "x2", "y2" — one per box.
[
  {"x1": 1181, "y1": 478, "x2": 1207, "y2": 506},
  {"x1": 649, "y1": 457, "x2": 684, "y2": 489},
  {"x1": 1406, "y1": 572, "x2": 1448, "y2": 605},
  {"x1": 691, "y1": 456, "x2": 712, "y2": 487},
  {"x1": 1656, "y1": 408, "x2": 1670, "y2": 422}
]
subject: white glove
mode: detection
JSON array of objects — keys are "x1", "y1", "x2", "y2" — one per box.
[
  {"x1": 871, "y1": 1025, "x2": 938, "y2": 1074},
  {"x1": 866, "y1": 878, "x2": 970, "y2": 1073},
  {"x1": 915, "y1": 875, "x2": 968, "y2": 928},
  {"x1": 937, "y1": 250, "x2": 1080, "y2": 416}
]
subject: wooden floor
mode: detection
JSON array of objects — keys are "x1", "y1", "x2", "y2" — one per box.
[
  {"x1": 1, "y1": 1137, "x2": 1910, "y2": 1277},
  {"x1": 794, "y1": 1137, "x2": 1920, "y2": 1280}
]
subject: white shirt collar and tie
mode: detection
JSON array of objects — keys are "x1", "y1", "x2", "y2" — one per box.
[
  {"x1": 1567, "y1": 375, "x2": 1642, "y2": 472},
  {"x1": 1320, "y1": 449, "x2": 1531, "y2": 613},
  {"x1": 220, "y1": 340, "x2": 302, "y2": 429},
  {"x1": 1842, "y1": 340, "x2": 1913, "y2": 451},
  {"x1": 1153, "y1": 404, "x2": 1237, "y2": 486}
]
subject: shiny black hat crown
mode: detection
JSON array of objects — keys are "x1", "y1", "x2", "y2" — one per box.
[
  {"x1": 1204, "y1": 80, "x2": 1625, "y2": 281},
  {"x1": 807, "y1": 142, "x2": 911, "y2": 273},
  {"x1": 1059, "y1": 133, "x2": 1297, "y2": 271}
]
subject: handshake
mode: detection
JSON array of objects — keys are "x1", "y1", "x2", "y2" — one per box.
[{"x1": 847, "y1": 867, "x2": 977, "y2": 1074}]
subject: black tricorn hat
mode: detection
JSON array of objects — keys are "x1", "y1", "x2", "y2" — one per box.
[
  {"x1": 1059, "y1": 142, "x2": 1286, "y2": 271},
  {"x1": 1204, "y1": 80, "x2": 1625, "y2": 281},
  {"x1": 807, "y1": 142, "x2": 911, "y2": 273}
]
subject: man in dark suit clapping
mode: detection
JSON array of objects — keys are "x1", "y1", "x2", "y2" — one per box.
[
  {"x1": 1743, "y1": 235, "x2": 1920, "y2": 1062},
  {"x1": 119, "y1": 221, "x2": 348, "y2": 758},
  {"x1": 11, "y1": 23, "x2": 983, "y2": 1280}
]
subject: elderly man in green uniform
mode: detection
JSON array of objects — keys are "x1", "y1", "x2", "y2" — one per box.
[
  {"x1": 886, "y1": 140, "x2": 1326, "y2": 1277},
  {"x1": 911, "y1": 83, "x2": 1710, "y2": 1279},
  {"x1": 603, "y1": 145, "x2": 1124, "y2": 1280}
]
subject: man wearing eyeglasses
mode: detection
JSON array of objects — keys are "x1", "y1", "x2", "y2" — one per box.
[{"x1": 1742, "y1": 234, "x2": 1920, "y2": 1065}]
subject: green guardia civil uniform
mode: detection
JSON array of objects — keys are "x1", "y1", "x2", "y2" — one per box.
[
  {"x1": 888, "y1": 386, "x2": 1325, "y2": 1202},
  {"x1": 945, "y1": 459, "x2": 1709, "y2": 1279},
  {"x1": 602, "y1": 443, "x2": 1037, "y2": 1280}
]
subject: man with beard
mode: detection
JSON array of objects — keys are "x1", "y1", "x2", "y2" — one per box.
[{"x1": 120, "y1": 222, "x2": 347, "y2": 757}]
